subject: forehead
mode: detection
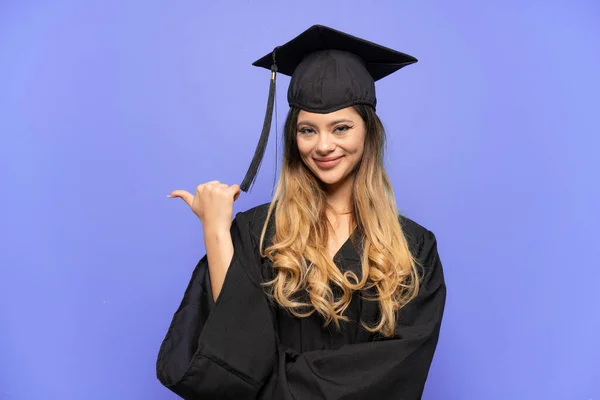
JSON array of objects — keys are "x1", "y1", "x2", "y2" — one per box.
[{"x1": 297, "y1": 106, "x2": 361, "y2": 124}]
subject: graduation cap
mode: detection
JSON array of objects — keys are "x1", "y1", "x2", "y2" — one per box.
[{"x1": 239, "y1": 24, "x2": 417, "y2": 192}]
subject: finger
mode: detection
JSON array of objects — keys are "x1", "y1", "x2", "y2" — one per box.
[
  {"x1": 196, "y1": 181, "x2": 220, "y2": 188},
  {"x1": 229, "y1": 184, "x2": 241, "y2": 201},
  {"x1": 168, "y1": 190, "x2": 194, "y2": 207},
  {"x1": 196, "y1": 181, "x2": 221, "y2": 194}
]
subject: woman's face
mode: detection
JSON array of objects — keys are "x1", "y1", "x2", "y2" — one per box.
[{"x1": 296, "y1": 106, "x2": 366, "y2": 189}]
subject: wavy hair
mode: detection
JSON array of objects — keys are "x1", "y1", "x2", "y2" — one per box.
[{"x1": 258, "y1": 105, "x2": 420, "y2": 337}]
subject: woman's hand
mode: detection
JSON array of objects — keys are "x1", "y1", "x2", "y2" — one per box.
[{"x1": 169, "y1": 181, "x2": 241, "y2": 232}]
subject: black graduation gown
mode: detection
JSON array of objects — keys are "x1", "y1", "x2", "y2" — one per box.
[{"x1": 156, "y1": 203, "x2": 446, "y2": 400}]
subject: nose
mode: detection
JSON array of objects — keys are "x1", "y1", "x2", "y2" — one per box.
[{"x1": 316, "y1": 133, "x2": 335, "y2": 153}]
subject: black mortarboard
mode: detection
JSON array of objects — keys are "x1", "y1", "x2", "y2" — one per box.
[{"x1": 239, "y1": 24, "x2": 417, "y2": 192}]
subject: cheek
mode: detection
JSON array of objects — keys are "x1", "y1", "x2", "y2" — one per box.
[
  {"x1": 353, "y1": 134, "x2": 366, "y2": 155},
  {"x1": 296, "y1": 138, "x2": 310, "y2": 157}
]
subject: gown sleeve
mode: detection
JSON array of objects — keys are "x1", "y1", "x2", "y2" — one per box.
[
  {"x1": 276, "y1": 229, "x2": 446, "y2": 400},
  {"x1": 156, "y1": 212, "x2": 277, "y2": 400},
  {"x1": 157, "y1": 211, "x2": 446, "y2": 400}
]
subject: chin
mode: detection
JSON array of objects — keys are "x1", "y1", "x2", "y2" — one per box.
[
  {"x1": 312, "y1": 170, "x2": 347, "y2": 186},
  {"x1": 318, "y1": 178, "x2": 341, "y2": 186}
]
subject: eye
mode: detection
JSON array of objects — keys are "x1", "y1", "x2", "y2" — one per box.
[
  {"x1": 334, "y1": 125, "x2": 352, "y2": 133},
  {"x1": 298, "y1": 127, "x2": 315, "y2": 135}
]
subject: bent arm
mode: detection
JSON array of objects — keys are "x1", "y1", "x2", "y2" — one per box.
[
  {"x1": 204, "y1": 226, "x2": 234, "y2": 301},
  {"x1": 156, "y1": 213, "x2": 277, "y2": 399},
  {"x1": 278, "y1": 229, "x2": 446, "y2": 400}
]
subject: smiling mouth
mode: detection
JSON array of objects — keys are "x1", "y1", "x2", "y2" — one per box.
[
  {"x1": 315, "y1": 156, "x2": 342, "y2": 162},
  {"x1": 314, "y1": 156, "x2": 344, "y2": 169}
]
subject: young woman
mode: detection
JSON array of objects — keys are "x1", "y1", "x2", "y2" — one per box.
[{"x1": 157, "y1": 25, "x2": 446, "y2": 400}]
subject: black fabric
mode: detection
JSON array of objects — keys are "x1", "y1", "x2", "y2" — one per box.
[
  {"x1": 252, "y1": 24, "x2": 418, "y2": 113},
  {"x1": 240, "y1": 65, "x2": 278, "y2": 193},
  {"x1": 156, "y1": 202, "x2": 446, "y2": 399},
  {"x1": 287, "y1": 50, "x2": 377, "y2": 113}
]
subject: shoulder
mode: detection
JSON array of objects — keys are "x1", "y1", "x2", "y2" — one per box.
[
  {"x1": 236, "y1": 204, "x2": 437, "y2": 241},
  {"x1": 239, "y1": 202, "x2": 272, "y2": 224},
  {"x1": 234, "y1": 202, "x2": 274, "y2": 240},
  {"x1": 398, "y1": 214, "x2": 434, "y2": 240},
  {"x1": 398, "y1": 213, "x2": 439, "y2": 261},
  {"x1": 234, "y1": 203, "x2": 439, "y2": 257}
]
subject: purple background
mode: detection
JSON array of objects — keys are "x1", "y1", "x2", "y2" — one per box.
[{"x1": 1, "y1": 1, "x2": 599, "y2": 399}]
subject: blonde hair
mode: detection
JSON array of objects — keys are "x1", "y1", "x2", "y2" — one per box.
[{"x1": 259, "y1": 105, "x2": 420, "y2": 337}]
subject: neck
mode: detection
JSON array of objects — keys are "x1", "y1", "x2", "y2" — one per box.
[{"x1": 324, "y1": 175, "x2": 354, "y2": 215}]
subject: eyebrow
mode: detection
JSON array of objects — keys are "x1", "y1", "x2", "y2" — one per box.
[{"x1": 297, "y1": 118, "x2": 354, "y2": 128}]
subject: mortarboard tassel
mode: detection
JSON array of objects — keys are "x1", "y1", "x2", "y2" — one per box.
[{"x1": 240, "y1": 48, "x2": 279, "y2": 193}]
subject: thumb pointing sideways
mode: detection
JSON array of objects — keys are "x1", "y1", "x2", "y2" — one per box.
[{"x1": 167, "y1": 190, "x2": 194, "y2": 207}]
